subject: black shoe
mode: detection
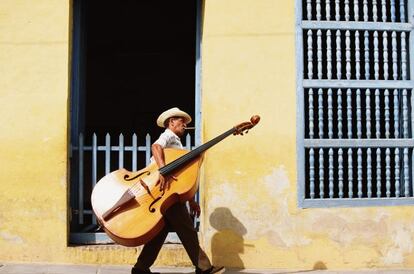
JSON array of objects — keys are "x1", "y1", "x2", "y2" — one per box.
[
  {"x1": 195, "y1": 266, "x2": 225, "y2": 274},
  {"x1": 131, "y1": 267, "x2": 160, "y2": 274}
]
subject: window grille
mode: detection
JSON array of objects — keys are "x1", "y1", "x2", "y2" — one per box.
[
  {"x1": 69, "y1": 133, "x2": 198, "y2": 244},
  {"x1": 296, "y1": 0, "x2": 414, "y2": 207}
]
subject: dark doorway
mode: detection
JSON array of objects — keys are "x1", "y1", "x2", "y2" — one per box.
[
  {"x1": 69, "y1": 0, "x2": 199, "y2": 241},
  {"x1": 84, "y1": 0, "x2": 196, "y2": 139}
]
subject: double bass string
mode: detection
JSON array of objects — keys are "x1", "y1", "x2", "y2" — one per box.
[
  {"x1": 124, "y1": 127, "x2": 238, "y2": 208},
  {"x1": 129, "y1": 181, "x2": 163, "y2": 206},
  {"x1": 126, "y1": 128, "x2": 237, "y2": 208},
  {"x1": 160, "y1": 127, "x2": 236, "y2": 175}
]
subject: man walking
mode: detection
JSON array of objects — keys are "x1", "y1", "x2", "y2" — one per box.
[{"x1": 132, "y1": 107, "x2": 224, "y2": 274}]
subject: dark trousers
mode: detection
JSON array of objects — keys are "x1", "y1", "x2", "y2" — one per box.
[{"x1": 135, "y1": 203, "x2": 211, "y2": 270}]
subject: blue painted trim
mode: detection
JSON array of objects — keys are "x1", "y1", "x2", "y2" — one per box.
[
  {"x1": 70, "y1": 0, "x2": 86, "y2": 144},
  {"x1": 407, "y1": 0, "x2": 414, "y2": 201},
  {"x1": 304, "y1": 139, "x2": 414, "y2": 147},
  {"x1": 302, "y1": 21, "x2": 412, "y2": 31},
  {"x1": 194, "y1": 0, "x2": 203, "y2": 230},
  {"x1": 69, "y1": 0, "x2": 86, "y2": 235},
  {"x1": 70, "y1": 233, "x2": 112, "y2": 245},
  {"x1": 195, "y1": 0, "x2": 202, "y2": 147},
  {"x1": 295, "y1": 0, "x2": 305, "y2": 208},
  {"x1": 303, "y1": 80, "x2": 414, "y2": 89},
  {"x1": 70, "y1": 0, "x2": 81, "y2": 145},
  {"x1": 303, "y1": 198, "x2": 414, "y2": 208},
  {"x1": 69, "y1": 0, "x2": 88, "y2": 240},
  {"x1": 70, "y1": 232, "x2": 198, "y2": 245}
]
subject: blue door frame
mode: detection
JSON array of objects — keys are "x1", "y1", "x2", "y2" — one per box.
[{"x1": 69, "y1": 0, "x2": 204, "y2": 244}]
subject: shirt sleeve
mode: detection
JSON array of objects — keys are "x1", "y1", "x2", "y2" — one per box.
[{"x1": 153, "y1": 131, "x2": 170, "y2": 148}]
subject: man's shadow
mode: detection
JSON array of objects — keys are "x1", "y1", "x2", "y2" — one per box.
[{"x1": 209, "y1": 207, "x2": 248, "y2": 270}]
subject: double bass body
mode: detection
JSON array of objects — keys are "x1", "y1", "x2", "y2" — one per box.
[{"x1": 91, "y1": 148, "x2": 202, "y2": 247}]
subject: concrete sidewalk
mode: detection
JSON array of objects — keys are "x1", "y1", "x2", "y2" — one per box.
[{"x1": 0, "y1": 263, "x2": 413, "y2": 274}]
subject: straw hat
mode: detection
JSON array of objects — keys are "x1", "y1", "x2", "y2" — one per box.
[{"x1": 156, "y1": 107, "x2": 192, "y2": 128}]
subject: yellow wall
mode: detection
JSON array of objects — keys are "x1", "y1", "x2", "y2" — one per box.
[
  {"x1": 0, "y1": 0, "x2": 71, "y2": 261},
  {"x1": 201, "y1": 0, "x2": 414, "y2": 270},
  {"x1": 1, "y1": 0, "x2": 414, "y2": 271}
]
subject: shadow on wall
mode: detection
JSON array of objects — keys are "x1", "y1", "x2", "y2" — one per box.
[
  {"x1": 209, "y1": 207, "x2": 249, "y2": 269},
  {"x1": 208, "y1": 208, "x2": 326, "y2": 274}
]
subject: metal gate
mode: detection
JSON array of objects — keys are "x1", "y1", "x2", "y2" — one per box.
[{"x1": 70, "y1": 132, "x2": 197, "y2": 244}]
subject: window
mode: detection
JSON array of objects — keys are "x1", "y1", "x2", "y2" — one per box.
[
  {"x1": 69, "y1": 0, "x2": 202, "y2": 243},
  {"x1": 296, "y1": 0, "x2": 414, "y2": 207}
]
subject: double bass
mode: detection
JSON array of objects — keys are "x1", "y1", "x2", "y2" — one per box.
[{"x1": 91, "y1": 115, "x2": 260, "y2": 246}]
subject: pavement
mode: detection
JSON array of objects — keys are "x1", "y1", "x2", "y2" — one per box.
[{"x1": 0, "y1": 263, "x2": 414, "y2": 274}]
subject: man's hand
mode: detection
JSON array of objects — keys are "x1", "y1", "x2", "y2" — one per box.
[
  {"x1": 188, "y1": 199, "x2": 201, "y2": 217},
  {"x1": 156, "y1": 174, "x2": 177, "y2": 192}
]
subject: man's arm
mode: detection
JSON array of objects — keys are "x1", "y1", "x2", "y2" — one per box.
[
  {"x1": 152, "y1": 144, "x2": 201, "y2": 215},
  {"x1": 151, "y1": 143, "x2": 166, "y2": 168},
  {"x1": 152, "y1": 143, "x2": 177, "y2": 191},
  {"x1": 151, "y1": 143, "x2": 168, "y2": 191}
]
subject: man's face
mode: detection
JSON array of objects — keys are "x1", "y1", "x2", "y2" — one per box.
[{"x1": 168, "y1": 117, "x2": 187, "y2": 137}]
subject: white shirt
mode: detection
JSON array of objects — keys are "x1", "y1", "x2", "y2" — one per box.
[{"x1": 153, "y1": 128, "x2": 183, "y2": 149}]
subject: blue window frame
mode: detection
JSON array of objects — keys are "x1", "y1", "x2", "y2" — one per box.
[{"x1": 296, "y1": 0, "x2": 414, "y2": 207}]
